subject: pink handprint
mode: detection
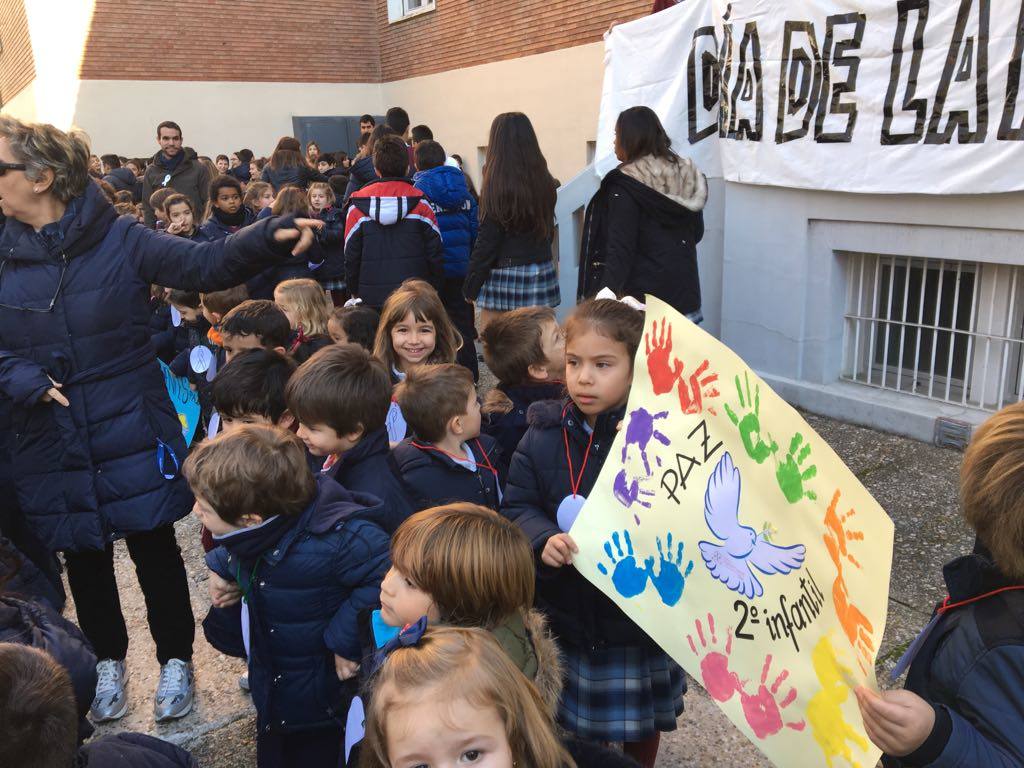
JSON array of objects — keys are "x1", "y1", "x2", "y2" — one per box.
[
  {"x1": 645, "y1": 318, "x2": 683, "y2": 395},
  {"x1": 738, "y1": 654, "x2": 806, "y2": 738},
  {"x1": 687, "y1": 614, "x2": 805, "y2": 739},
  {"x1": 677, "y1": 359, "x2": 721, "y2": 416}
]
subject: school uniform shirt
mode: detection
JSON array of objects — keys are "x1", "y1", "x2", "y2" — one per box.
[{"x1": 391, "y1": 434, "x2": 504, "y2": 512}]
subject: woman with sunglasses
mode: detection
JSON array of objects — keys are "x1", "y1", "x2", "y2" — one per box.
[{"x1": 0, "y1": 116, "x2": 321, "y2": 725}]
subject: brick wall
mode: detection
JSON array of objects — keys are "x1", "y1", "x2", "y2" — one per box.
[
  {"x1": 78, "y1": 0, "x2": 381, "y2": 82},
  {"x1": 0, "y1": 0, "x2": 34, "y2": 103},
  {"x1": 377, "y1": 0, "x2": 650, "y2": 82}
]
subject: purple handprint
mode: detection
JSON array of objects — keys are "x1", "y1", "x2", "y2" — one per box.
[
  {"x1": 614, "y1": 469, "x2": 655, "y2": 522},
  {"x1": 621, "y1": 407, "x2": 671, "y2": 476}
]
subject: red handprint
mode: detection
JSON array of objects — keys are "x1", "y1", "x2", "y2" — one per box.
[
  {"x1": 645, "y1": 317, "x2": 683, "y2": 395},
  {"x1": 687, "y1": 614, "x2": 806, "y2": 739},
  {"x1": 677, "y1": 359, "x2": 721, "y2": 416}
]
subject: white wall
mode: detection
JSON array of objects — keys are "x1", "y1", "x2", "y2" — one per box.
[{"x1": 10, "y1": 42, "x2": 607, "y2": 183}]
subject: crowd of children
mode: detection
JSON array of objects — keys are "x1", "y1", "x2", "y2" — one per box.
[{"x1": 2, "y1": 105, "x2": 1023, "y2": 768}]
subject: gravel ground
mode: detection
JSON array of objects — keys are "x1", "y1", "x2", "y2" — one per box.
[{"x1": 77, "y1": 359, "x2": 971, "y2": 767}]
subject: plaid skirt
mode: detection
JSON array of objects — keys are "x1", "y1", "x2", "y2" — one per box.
[
  {"x1": 558, "y1": 643, "x2": 685, "y2": 742},
  {"x1": 476, "y1": 261, "x2": 560, "y2": 311}
]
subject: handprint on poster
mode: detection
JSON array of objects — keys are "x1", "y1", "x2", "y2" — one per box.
[{"x1": 569, "y1": 296, "x2": 893, "y2": 768}]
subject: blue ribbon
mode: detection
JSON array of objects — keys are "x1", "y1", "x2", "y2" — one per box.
[{"x1": 156, "y1": 438, "x2": 180, "y2": 480}]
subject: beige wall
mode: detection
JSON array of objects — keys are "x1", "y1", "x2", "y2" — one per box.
[
  {"x1": 381, "y1": 41, "x2": 606, "y2": 186},
  {"x1": 70, "y1": 81, "x2": 386, "y2": 159},
  {"x1": 5, "y1": 41, "x2": 606, "y2": 185}
]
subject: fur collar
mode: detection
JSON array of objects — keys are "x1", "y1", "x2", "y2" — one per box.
[
  {"x1": 621, "y1": 154, "x2": 708, "y2": 212},
  {"x1": 523, "y1": 609, "x2": 563, "y2": 715}
]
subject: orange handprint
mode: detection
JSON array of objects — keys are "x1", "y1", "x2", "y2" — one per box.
[
  {"x1": 823, "y1": 490, "x2": 875, "y2": 674},
  {"x1": 645, "y1": 317, "x2": 683, "y2": 395},
  {"x1": 677, "y1": 359, "x2": 721, "y2": 416}
]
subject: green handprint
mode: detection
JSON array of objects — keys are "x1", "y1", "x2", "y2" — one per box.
[
  {"x1": 775, "y1": 432, "x2": 818, "y2": 503},
  {"x1": 723, "y1": 371, "x2": 778, "y2": 464}
]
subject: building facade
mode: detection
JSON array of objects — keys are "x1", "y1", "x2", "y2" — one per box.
[{"x1": 0, "y1": 0, "x2": 649, "y2": 184}]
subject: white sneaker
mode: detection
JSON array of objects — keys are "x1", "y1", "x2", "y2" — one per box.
[
  {"x1": 154, "y1": 659, "x2": 194, "y2": 721},
  {"x1": 90, "y1": 659, "x2": 129, "y2": 722}
]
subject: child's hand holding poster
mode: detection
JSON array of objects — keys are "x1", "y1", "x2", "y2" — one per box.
[{"x1": 570, "y1": 296, "x2": 894, "y2": 768}]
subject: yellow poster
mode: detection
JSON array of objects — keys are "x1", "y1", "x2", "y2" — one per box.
[{"x1": 570, "y1": 296, "x2": 893, "y2": 768}]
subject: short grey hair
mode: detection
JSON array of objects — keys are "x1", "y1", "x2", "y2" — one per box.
[{"x1": 0, "y1": 116, "x2": 91, "y2": 203}]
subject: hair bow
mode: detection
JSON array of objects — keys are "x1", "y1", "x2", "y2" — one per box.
[
  {"x1": 370, "y1": 615, "x2": 429, "y2": 675},
  {"x1": 343, "y1": 296, "x2": 363, "y2": 308},
  {"x1": 595, "y1": 286, "x2": 646, "y2": 311}
]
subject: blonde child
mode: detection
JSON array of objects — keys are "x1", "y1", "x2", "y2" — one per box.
[
  {"x1": 307, "y1": 182, "x2": 347, "y2": 304},
  {"x1": 501, "y1": 298, "x2": 683, "y2": 768},
  {"x1": 372, "y1": 279, "x2": 462, "y2": 443},
  {"x1": 242, "y1": 181, "x2": 274, "y2": 217},
  {"x1": 362, "y1": 627, "x2": 632, "y2": 768},
  {"x1": 273, "y1": 278, "x2": 333, "y2": 363}
]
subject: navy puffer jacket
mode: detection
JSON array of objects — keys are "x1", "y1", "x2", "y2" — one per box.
[
  {"x1": 0, "y1": 181, "x2": 302, "y2": 552},
  {"x1": 392, "y1": 434, "x2": 504, "y2": 512},
  {"x1": 0, "y1": 593, "x2": 97, "y2": 740},
  {"x1": 501, "y1": 400, "x2": 647, "y2": 649},
  {"x1": 413, "y1": 165, "x2": 478, "y2": 278},
  {"x1": 77, "y1": 733, "x2": 197, "y2": 767},
  {"x1": 261, "y1": 163, "x2": 326, "y2": 193},
  {"x1": 204, "y1": 476, "x2": 390, "y2": 734},
  {"x1": 322, "y1": 427, "x2": 413, "y2": 533},
  {"x1": 342, "y1": 155, "x2": 379, "y2": 204},
  {"x1": 311, "y1": 204, "x2": 346, "y2": 284}
]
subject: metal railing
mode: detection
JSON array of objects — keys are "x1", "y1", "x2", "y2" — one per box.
[
  {"x1": 842, "y1": 253, "x2": 1024, "y2": 411},
  {"x1": 553, "y1": 164, "x2": 601, "y2": 319}
]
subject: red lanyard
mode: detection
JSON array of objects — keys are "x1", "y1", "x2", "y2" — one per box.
[
  {"x1": 411, "y1": 438, "x2": 499, "y2": 481},
  {"x1": 562, "y1": 406, "x2": 595, "y2": 499},
  {"x1": 937, "y1": 585, "x2": 1024, "y2": 615}
]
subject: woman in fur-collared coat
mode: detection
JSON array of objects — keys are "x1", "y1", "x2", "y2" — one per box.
[{"x1": 578, "y1": 106, "x2": 708, "y2": 321}]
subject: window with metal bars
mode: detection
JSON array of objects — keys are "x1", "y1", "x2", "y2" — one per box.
[{"x1": 842, "y1": 253, "x2": 1024, "y2": 411}]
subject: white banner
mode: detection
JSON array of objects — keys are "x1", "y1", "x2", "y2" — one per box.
[{"x1": 596, "y1": 0, "x2": 1024, "y2": 194}]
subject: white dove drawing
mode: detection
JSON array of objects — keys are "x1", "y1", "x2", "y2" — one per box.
[{"x1": 698, "y1": 451, "x2": 806, "y2": 599}]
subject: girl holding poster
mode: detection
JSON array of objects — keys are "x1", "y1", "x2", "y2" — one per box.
[{"x1": 502, "y1": 298, "x2": 683, "y2": 768}]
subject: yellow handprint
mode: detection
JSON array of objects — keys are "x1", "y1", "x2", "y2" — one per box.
[{"x1": 808, "y1": 635, "x2": 869, "y2": 768}]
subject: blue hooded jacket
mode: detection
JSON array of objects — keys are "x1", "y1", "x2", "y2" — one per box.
[
  {"x1": 322, "y1": 427, "x2": 413, "y2": 533},
  {"x1": 203, "y1": 476, "x2": 390, "y2": 734},
  {"x1": 0, "y1": 180, "x2": 302, "y2": 552},
  {"x1": 413, "y1": 165, "x2": 478, "y2": 278},
  {"x1": 884, "y1": 553, "x2": 1024, "y2": 767},
  {"x1": 77, "y1": 733, "x2": 197, "y2": 767}
]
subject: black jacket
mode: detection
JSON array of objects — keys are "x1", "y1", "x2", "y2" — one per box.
[
  {"x1": 261, "y1": 163, "x2": 326, "y2": 193},
  {"x1": 322, "y1": 427, "x2": 413, "y2": 534},
  {"x1": 343, "y1": 179, "x2": 444, "y2": 308},
  {"x1": 463, "y1": 218, "x2": 554, "y2": 301},
  {"x1": 342, "y1": 155, "x2": 379, "y2": 204},
  {"x1": 482, "y1": 381, "x2": 564, "y2": 477},
  {"x1": 579, "y1": 167, "x2": 705, "y2": 314},
  {"x1": 501, "y1": 400, "x2": 648, "y2": 649},
  {"x1": 392, "y1": 434, "x2": 504, "y2": 512},
  {"x1": 77, "y1": 733, "x2": 197, "y2": 767}
]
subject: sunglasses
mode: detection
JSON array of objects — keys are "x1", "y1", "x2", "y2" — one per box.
[{"x1": 0, "y1": 161, "x2": 26, "y2": 177}]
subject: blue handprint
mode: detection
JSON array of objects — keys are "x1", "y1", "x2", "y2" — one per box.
[
  {"x1": 597, "y1": 530, "x2": 650, "y2": 598},
  {"x1": 644, "y1": 533, "x2": 694, "y2": 607}
]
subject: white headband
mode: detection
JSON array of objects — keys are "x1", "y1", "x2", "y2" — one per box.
[{"x1": 595, "y1": 286, "x2": 646, "y2": 311}]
